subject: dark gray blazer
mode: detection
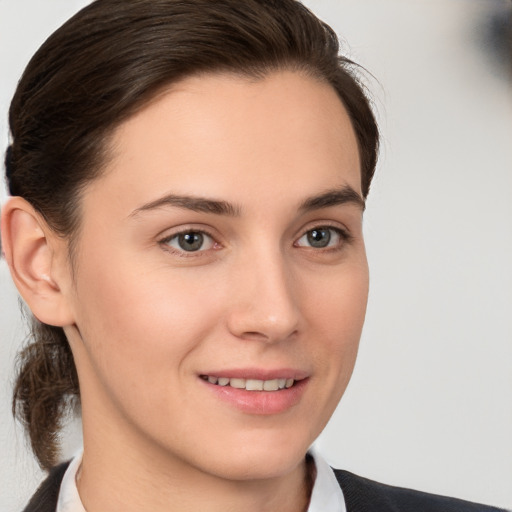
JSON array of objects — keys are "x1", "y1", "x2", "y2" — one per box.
[{"x1": 22, "y1": 461, "x2": 507, "y2": 512}]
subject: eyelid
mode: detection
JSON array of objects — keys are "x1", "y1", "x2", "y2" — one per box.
[
  {"x1": 294, "y1": 223, "x2": 353, "y2": 249},
  {"x1": 296, "y1": 220, "x2": 352, "y2": 238},
  {"x1": 156, "y1": 221, "x2": 352, "y2": 257},
  {"x1": 158, "y1": 226, "x2": 220, "y2": 256}
]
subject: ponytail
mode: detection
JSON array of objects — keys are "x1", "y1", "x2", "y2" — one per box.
[{"x1": 12, "y1": 317, "x2": 79, "y2": 470}]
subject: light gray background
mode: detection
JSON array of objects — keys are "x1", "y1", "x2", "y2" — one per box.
[{"x1": 1, "y1": 1, "x2": 511, "y2": 510}]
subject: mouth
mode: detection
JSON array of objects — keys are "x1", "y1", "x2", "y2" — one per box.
[
  {"x1": 200, "y1": 375, "x2": 296, "y2": 391},
  {"x1": 200, "y1": 373, "x2": 308, "y2": 414}
]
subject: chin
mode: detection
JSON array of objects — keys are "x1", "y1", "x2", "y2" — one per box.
[
  {"x1": 189, "y1": 428, "x2": 312, "y2": 482},
  {"x1": 208, "y1": 450, "x2": 306, "y2": 482}
]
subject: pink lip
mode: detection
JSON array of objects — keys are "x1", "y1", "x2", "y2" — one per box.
[{"x1": 199, "y1": 368, "x2": 310, "y2": 415}]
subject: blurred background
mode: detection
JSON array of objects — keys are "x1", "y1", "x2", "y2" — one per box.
[{"x1": 1, "y1": 0, "x2": 511, "y2": 510}]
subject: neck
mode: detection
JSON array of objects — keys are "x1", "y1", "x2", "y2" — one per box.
[{"x1": 77, "y1": 440, "x2": 312, "y2": 512}]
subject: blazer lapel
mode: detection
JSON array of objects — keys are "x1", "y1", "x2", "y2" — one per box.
[{"x1": 22, "y1": 462, "x2": 70, "y2": 512}]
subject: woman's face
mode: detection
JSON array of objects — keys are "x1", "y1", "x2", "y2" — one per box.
[{"x1": 64, "y1": 71, "x2": 368, "y2": 480}]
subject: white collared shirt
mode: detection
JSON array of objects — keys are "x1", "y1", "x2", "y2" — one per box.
[{"x1": 57, "y1": 449, "x2": 346, "y2": 512}]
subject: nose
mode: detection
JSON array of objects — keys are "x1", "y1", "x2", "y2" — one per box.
[{"x1": 226, "y1": 249, "x2": 301, "y2": 343}]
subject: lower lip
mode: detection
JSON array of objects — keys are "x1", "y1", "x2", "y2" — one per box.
[{"x1": 201, "y1": 378, "x2": 309, "y2": 415}]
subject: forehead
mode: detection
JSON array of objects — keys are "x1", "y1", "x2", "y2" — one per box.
[{"x1": 85, "y1": 71, "x2": 361, "y2": 215}]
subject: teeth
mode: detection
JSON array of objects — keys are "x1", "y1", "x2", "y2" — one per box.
[
  {"x1": 263, "y1": 379, "x2": 279, "y2": 391},
  {"x1": 230, "y1": 378, "x2": 246, "y2": 389},
  {"x1": 203, "y1": 376, "x2": 296, "y2": 391},
  {"x1": 246, "y1": 379, "x2": 263, "y2": 391}
]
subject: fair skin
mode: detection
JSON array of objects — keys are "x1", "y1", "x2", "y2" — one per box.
[{"x1": 2, "y1": 71, "x2": 368, "y2": 512}]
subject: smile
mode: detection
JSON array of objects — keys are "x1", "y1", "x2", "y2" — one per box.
[{"x1": 200, "y1": 375, "x2": 295, "y2": 391}]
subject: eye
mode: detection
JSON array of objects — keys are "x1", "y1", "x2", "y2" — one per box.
[
  {"x1": 295, "y1": 226, "x2": 347, "y2": 249},
  {"x1": 161, "y1": 230, "x2": 216, "y2": 253}
]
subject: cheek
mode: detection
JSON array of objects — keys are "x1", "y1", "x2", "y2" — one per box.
[
  {"x1": 75, "y1": 264, "x2": 222, "y2": 361},
  {"x1": 303, "y1": 258, "x2": 368, "y2": 393},
  {"x1": 71, "y1": 264, "x2": 229, "y2": 444},
  {"x1": 71, "y1": 246, "x2": 227, "y2": 400},
  {"x1": 306, "y1": 257, "x2": 369, "y2": 341}
]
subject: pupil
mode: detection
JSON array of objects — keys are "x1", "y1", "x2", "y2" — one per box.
[
  {"x1": 307, "y1": 229, "x2": 331, "y2": 248},
  {"x1": 178, "y1": 232, "x2": 203, "y2": 251}
]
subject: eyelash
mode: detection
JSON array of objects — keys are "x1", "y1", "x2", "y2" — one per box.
[
  {"x1": 294, "y1": 225, "x2": 352, "y2": 251},
  {"x1": 158, "y1": 224, "x2": 352, "y2": 257},
  {"x1": 158, "y1": 228, "x2": 219, "y2": 257}
]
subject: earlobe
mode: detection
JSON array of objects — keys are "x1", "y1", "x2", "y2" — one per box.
[{"x1": 1, "y1": 196, "x2": 75, "y2": 327}]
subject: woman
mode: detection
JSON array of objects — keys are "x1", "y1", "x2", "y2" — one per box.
[{"x1": 0, "y1": 1, "x2": 507, "y2": 511}]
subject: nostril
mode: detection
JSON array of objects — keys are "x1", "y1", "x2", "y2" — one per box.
[
  {"x1": 240, "y1": 331, "x2": 271, "y2": 341},
  {"x1": 238, "y1": 328, "x2": 299, "y2": 344}
]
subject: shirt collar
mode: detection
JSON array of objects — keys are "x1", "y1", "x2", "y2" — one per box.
[
  {"x1": 57, "y1": 449, "x2": 85, "y2": 512},
  {"x1": 307, "y1": 447, "x2": 347, "y2": 512}
]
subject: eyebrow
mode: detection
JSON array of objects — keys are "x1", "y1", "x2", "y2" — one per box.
[
  {"x1": 129, "y1": 184, "x2": 364, "y2": 218},
  {"x1": 299, "y1": 185, "x2": 366, "y2": 212},
  {"x1": 130, "y1": 194, "x2": 241, "y2": 217}
]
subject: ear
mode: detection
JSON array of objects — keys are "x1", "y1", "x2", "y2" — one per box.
[{"x1": 1, "y1": 196, "x2": 75, "y2": 327}]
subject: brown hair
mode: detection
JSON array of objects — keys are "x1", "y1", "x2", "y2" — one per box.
[{"x1": 5, "y1": 0, "x2": 379, "y2": 470}]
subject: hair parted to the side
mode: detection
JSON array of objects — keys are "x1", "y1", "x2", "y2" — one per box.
[{"x1": 5, "y1": 0, "x2": 379, "y2": 471}]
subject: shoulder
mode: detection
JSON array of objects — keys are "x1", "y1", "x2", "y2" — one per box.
[
  {"x1": 333, "y1": 469, "x2": 507, "y2": 512},
  {"x1": 22, "y1": 461, "x2": 70, "y2": 512}
]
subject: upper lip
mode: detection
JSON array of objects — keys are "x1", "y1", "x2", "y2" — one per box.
[{"x1": 199, "y1": 368, "x2": 309, "y2": 381}]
